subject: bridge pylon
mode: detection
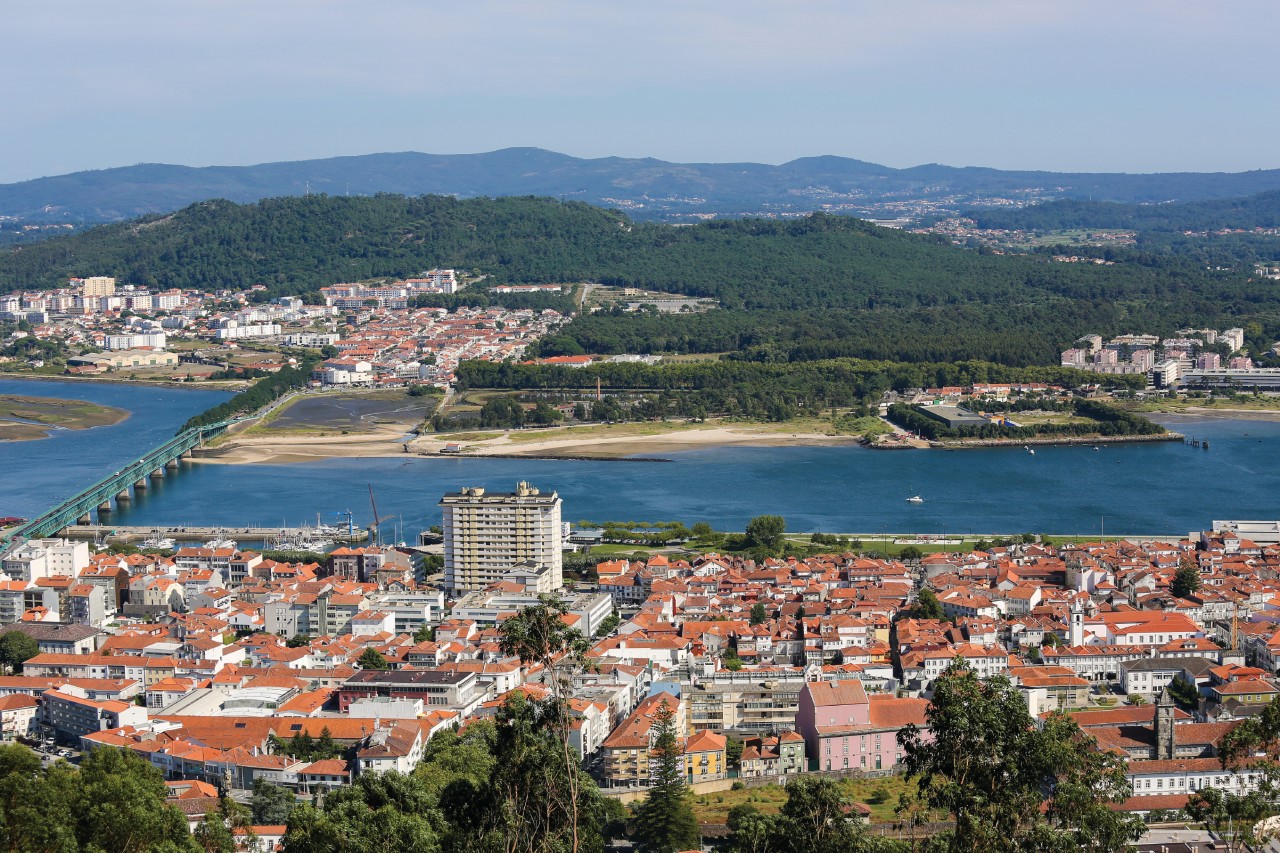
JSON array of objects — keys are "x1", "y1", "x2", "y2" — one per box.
[{"x1": 134, "y1": 479, "x2": 148, "y2": 491}]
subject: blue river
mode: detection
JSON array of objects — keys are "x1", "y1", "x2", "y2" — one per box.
[{"x1": 1, "y1": 378, "x2": 1277, "y2": 537}]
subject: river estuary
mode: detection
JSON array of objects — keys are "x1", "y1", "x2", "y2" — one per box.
[{"x1": 1, "y1": 378, "x2": 1277, "y2": 537}]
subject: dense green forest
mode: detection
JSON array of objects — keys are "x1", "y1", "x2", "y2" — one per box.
[
  {"x1": 886, "y1": 400, "x2": 1165, "y2": 441},
  {"x1": 532, "y1": 299, "x2": 1278, "y2": 366},
  {"x1": 2, "y1": 193, "x2": 1278, "y2": 367},
  {"x1": 451, "y1": 358, "x2": 1144, "y2": 423}
]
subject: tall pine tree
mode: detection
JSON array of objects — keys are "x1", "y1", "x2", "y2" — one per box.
[{"x1": 632, "y1": 699, "x2": 700, "y2": 853}]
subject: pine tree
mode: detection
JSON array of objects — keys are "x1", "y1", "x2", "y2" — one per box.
[
  {"x1": 1172, "y1": 559, "x2": 1202, "y2": 599},
  {"x1": 632, "y1": 700, "x2": 700, "y2": 853}
]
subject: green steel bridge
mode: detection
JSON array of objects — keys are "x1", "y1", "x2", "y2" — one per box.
[{"x1": 4, "y1": 418, "x2": 248, "y2": 547}]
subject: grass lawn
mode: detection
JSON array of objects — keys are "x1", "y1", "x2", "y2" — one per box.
[
  {"x1": 586, "y1": 543, "x2": 691, "y2": 558},
  {"x1": 1010, "y1": 411, "x2": 1095, "y2": 427},
  {"x1": 691, "y1": 774, "x2": 921, "y2": 825},
  {"x1": 1129, "y1": 396, "x2": 1280, "y2": 413}
]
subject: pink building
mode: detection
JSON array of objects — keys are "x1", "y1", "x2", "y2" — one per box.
[
  {"x1": 1195, "y1": 353, "x2": 1221, "y2": 370},
  {"x1": 796, "y1": 680, "x2": 929, "y2": 772},
  {"x1": 1130, "y1": 349, "x2": 1155, "y2": 370},
  {"x1": 1060, "y1": 348, "x2": 1088, "y2": 367}
]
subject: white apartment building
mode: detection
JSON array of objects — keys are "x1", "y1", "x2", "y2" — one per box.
[
  {"x1": 283, "y1": 332, "x2": 341, "y2": 348},
  {"x1": 1, "y1": 539, "x2": 90, "y2": 582},
  {"x1": 214, "y1": 323, "x2": 282, "y2": 340},
  {"x1": 105, "y1": 332, "x2": 167, "y2": 351},
  {"x1": 440, "y1": 483, "x2": 563, "y2": 595}
]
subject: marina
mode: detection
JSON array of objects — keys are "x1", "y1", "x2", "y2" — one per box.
[{"x1": 60, "y1": 524, "x2": 370, "y2": 546}]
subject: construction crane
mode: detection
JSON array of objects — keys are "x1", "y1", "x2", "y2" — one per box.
[
  {"x1": 330, "y1": 510, "x2": 356, "y2": 543},
  {"x1": 367, "y1": 484, "x2": 395, "y2": 546}
]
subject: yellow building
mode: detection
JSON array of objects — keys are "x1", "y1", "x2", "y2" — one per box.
[
  {"x1": 77, "y1": 276, "x2": 116, "y2": 297},
  {"x1": 684, "y1": 729, "x2": 728, "y2": 782},
  {"x1": 601, "y1": 692, "x2": 685, "y2": 788}
]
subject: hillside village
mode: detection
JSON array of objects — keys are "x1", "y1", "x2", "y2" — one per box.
[{"x1": 0, "y1": 273, "x2": 563, "y2": 388}]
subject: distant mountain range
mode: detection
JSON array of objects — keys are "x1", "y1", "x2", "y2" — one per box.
[{"x1": 5, "y1": 147, "x2": 1280, "y2": 229}]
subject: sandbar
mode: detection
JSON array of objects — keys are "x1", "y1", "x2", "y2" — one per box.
[
  {"x1": 197, "y1": 421, "x2": 862, "y2": 464},
  {"x1": 0, "y1": 395, "x2": 130, "y2": 441}
]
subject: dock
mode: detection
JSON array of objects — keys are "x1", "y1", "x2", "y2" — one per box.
[{"x1": 60, "y1": 524, "x2": 369, "y2": 545}]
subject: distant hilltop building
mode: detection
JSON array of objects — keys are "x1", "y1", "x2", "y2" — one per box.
[
  {"x1": 491, "y1": 284, "x2": 562, "y2": 294},
  {"x1": 401, "y1": 269, "x2": 458, "y2": 294},
  {"x1": 71, "y1": 276, "x2": 116, "y2": 297},
  {"x1": 320, "y1": 271, "x2": 461, "y2": 309},
  {"x1": 439, "y1": 482, "x2": 563, "y2": 596}
]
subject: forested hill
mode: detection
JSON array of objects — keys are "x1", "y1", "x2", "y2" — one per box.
[
  {"x1": 2, "y1": 193, "x2": 1275, "y2": 367},
  {"x1": 964, "y1": 190, "x2": 1280, "y2": 233},
  {"x1": 7, "y1": 147, "x2": 1280, "y2": 226},
  {"x1": 0, "y1": 193, "x2": 1227, "y2": 307}
]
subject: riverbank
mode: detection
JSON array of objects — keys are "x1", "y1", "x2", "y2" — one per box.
[
  {"x1": 928, "y1": 433, "x2": 1184, "y2": 450},
  {"x1": 1152, "y1": 407, "x2": 1280, "y2": 423},
  {"x1": 0, "y1": 372, "x2": 247, "y2": 391}
]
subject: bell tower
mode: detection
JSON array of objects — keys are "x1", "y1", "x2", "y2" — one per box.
[
  {"x1": 1155, "y1": 687, "x2": 1176, "y2": 760},
  {"x1": 1069, "y1": 597, "x2": 1085, "y2": 648}
]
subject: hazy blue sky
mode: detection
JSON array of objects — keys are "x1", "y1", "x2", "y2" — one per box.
[{"x1": 3, "y1": 1, "x2": 1275, "y2": 182}]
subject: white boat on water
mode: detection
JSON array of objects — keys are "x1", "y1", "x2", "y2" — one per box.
[
  {"x1": 906, "y1": 495, "x2": 924, "y2": 504},
  {"x1": 139, "y1": 537, "x2": 175, "y2": 550},
  {"x1": 1026, "y1": 447, "x2": 1035, "y2": 455}
]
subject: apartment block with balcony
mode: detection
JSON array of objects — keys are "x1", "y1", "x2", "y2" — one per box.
[{"x1": 440, "y1": 483, "x2": 563, "y2": 595}]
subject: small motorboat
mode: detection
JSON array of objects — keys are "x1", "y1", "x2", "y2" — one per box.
[{"x1": 906, "y1": 495, "x2": 924, "y2": 504}]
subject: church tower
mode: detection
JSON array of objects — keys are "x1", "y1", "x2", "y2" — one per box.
[
  {"x1": 1069, "y1": 597, "x2": 1085, "y2": 648},
  {"x1": 1154, "y1": 687, "x2": 1176, "y2": 760}
]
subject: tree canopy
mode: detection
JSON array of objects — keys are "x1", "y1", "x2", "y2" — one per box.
[
  {"x1": 631, "y1": 699, "x2": 700, "y2": 853},
  {"x1": 900, "y1": 659, "x2": 1143, "y2": 852},
  {"x1": 0, "y1": 631, "x2": 39, "y2": 674},
  {"x1": 746, "y1": 515, "x2": 786, "y2": 552}
]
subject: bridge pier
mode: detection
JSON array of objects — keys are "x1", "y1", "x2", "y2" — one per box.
[
  {"x1": 165, "y1": 459, "x2": 180, "y2": 471},
  {"x1": 150, "y1": 468, "x2": 164, "y2": 480},
  {"x1": 116, "y1": 489, "x2": 132, "y2": 503},
  {"x1": 78, "y1": 514, "x2": 92, "y2": 525},
  {"x1": 134, "y1": 479, "x2": 148, "y2": 491},
  {"x1": 98, "y1": 501, "x2": 113, "y2": 515}
]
